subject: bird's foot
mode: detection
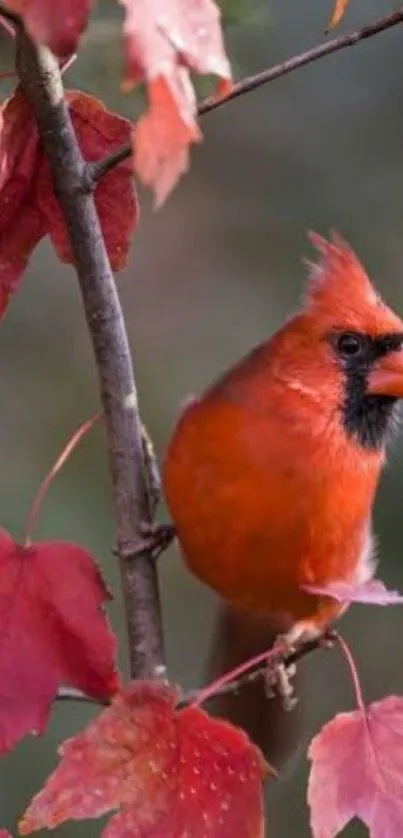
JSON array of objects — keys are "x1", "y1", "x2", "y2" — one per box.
[
  {"x1": 319, "y1": 627, "x2": 338, "y2": 648},
  {"x1": 264, "y1": 642, "x2": 298, "y2": 712},
  {"x1": 117, "y1": 522, "x2": 176, "y2": 561},
  {"x1": 264, "y1": 627, "x2": 337, "y2": 710},
  {"x1": 138, "y1": 521, "x2": 177, "y2": 559}
]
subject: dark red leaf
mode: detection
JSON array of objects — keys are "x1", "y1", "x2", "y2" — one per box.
[
  {"x1": 37, "y1": 90, "x2": 138, "y2": 268},
  {"x1": 20, "y1": 681, "x2": 268, "y2": 837},
  {"x1": 0, "y1": 90, "x2": 45, "y2": 318},
  {"x1": 0, "y1": 527, "x2": 118, "y2": 753},
  {"x1": 308, "y1": 695, "x2": 403, "y2": 837},
  {"x1": 0, "y1": 88, "x2": 137, "y2": 320},
  {"x1": 2, "y1": 0, "x2": 96, "y2": 55}
]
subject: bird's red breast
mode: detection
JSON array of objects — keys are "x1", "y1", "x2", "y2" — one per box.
[{"x1": 163, "y1": 234, "x2": 403, "y2": 642}]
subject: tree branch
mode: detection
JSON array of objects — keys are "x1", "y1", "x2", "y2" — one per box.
[
  {"x1": 15, "y1": 30, "x2": 165, "y2": 681},
  {"x1": 89, "y1": 144, "x2": 134, "y2": 186},
  {"x1": 56, "y1": 631, "x2": 336, "y2": 709},
  {"x1": 180, "y1": 631, "x2": 336, "y2": 706},
  {"x1": 88, "y1": 6, "x2": 403, "y2": 184},
  {"x1": 198, "y1": 7, "x2": 403, "y2": 115}
]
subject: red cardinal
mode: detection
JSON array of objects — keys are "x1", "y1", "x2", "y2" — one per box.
[{"x1": 163, "y1": 234, "x2": 403, "y2": 646}]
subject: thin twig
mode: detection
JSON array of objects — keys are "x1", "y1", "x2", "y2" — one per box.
[
  {"x1": 56, "y1": 631, "x2": 336, "y2": 709},
  {"x1": 179, "y1": 631, "x2": 337, "y2": 707},
  {"x1": 15, "y1": 31, "x2": 165, "y2": 681},
  {"x1": 88, "y1": 144, "x2": 134, "y2": 186},
  {"x1": 88, "y1": 6, "x2": 403, "y2": 184},
  {"x1": 198, "y1": 8, "x2": 403, "y2": 115}
]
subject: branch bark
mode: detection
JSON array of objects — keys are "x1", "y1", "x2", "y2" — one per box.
[
  {"x1": 197, "y1": 630, "x2": 336, "y2": 704},
  {"x1": 56, "y1": 630, "x2": 336, "y2": 708},
  {"x1": 15, "y1": 30, "x2": 165, "y2": 681},
  {"x1": 88, "y1": 6, "x2": 403, "y2": 183}
]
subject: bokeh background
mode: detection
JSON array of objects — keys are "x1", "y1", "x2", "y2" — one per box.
[{"x1": 1, "y1": 0, "x2": 403, "y2": 835}]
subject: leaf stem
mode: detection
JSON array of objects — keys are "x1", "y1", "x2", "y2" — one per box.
[
  {"x1": 24, "y1": 413, "x2": 101, "y2": 546},
  {"x1": 336, "y1": 634, "x2": 366, "y2": 715}
]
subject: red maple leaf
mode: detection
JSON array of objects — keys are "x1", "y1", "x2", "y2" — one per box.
[
  {"x1": 0, "y1": 527, "x2": 118, "y2": 754},
  {"x1": 308, "y1": 695, "x2": 403, "y2": 837},
  {"x1": 0, "y1": 90, "x2": 45, "y2": 318},
  {"x1": 37, "y1": 90, "x2": 138, "y2": 268},
  {"x1": 121, "y1": 0, "x2": 232, "y2": 204},
  {"x1": 20, "y1": 681, "x2": 268, "y2": 838},
  {"x1": 0, "y1": 88, "x2": 137, "y2": 319},
  {"x1": 1, "y1": 0, "x2": 96, "y2": 56}
]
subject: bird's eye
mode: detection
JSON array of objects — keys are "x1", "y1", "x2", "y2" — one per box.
[{"x1": 336, "y1": 332, "x2": 365, "y2": 358}]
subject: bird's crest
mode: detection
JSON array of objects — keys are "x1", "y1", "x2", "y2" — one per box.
[{"x1": 304, "y1": 232, "x2": 403, "y2": 336}]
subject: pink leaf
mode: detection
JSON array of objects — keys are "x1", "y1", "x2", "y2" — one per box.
[
  {"x1": 134, "y1": 74, "x2": 200, "y2": 207},
  {"x1": 120, "y1": 0, "x2": 232, "y2": 203},
  {"x1": 303, "y1": 578, "x2": 403, "y2": 606},
  {"x1": 308, "y1": 695, "x2": 403, "y2": 837}
]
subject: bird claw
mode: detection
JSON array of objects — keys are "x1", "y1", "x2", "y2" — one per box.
[
  {"x1": 265, "y1": 656, "x2": 298, "y2": 711},
  {"x1": 263, "y1": 627, "x2": 336, "y2": 710},
  {"x1": 319, "y1": 628, "x2": 338, "y2": 648},
  {"x1": 117, "y1": 522, "x2": 176, "y2": 561},
  {"x1": 138, "y1": 521, "x2": 176, "y2": 558}
]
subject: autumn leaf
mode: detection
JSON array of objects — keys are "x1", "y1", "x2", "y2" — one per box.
[
  {"x1": 328, "y1": 0, "x2": 350, "y2": 29},
  {"x1": 303, "y1": 578, "x2": 403, "y2": 606},
  {"x1": 120, "y1": 0, "x2": 232, "y2": 204},
  {"x1": 1, "y1": 0, "x2": 96, "y2": 55},
  {"x1": 0, "y1": 88, "x2": 137, "y2": 320},
  {"x1": 0, "y1": 527, "x2": 118, "y2": 754},
  {"x1": 20, "y1": 681, "x2": 267, "y2": 838},
  {"x1": 0, "y1": 90, "x2": 45, "y2": 318},
  {"x1": 37, "y1": 90, "x2": 138, "y2": 269},
  {"x1": 308, "y1": 695, "x2": 403, "y2": 837},
  {"x1": 134, "y1": 74, "x2": 200, "y2": 207}
]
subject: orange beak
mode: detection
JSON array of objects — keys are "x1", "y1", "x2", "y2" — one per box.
[{"x1": 368, "y1": 349, "x2": 403, "y2": 398}]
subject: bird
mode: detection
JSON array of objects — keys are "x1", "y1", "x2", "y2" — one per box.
[{"x1": 162, "y1": 233, "x2": 403, "y2": 652}]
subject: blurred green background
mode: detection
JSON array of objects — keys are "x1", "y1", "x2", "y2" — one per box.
[{"x1": 1, "y1": 0, "x2": 403, "y2": 835}]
